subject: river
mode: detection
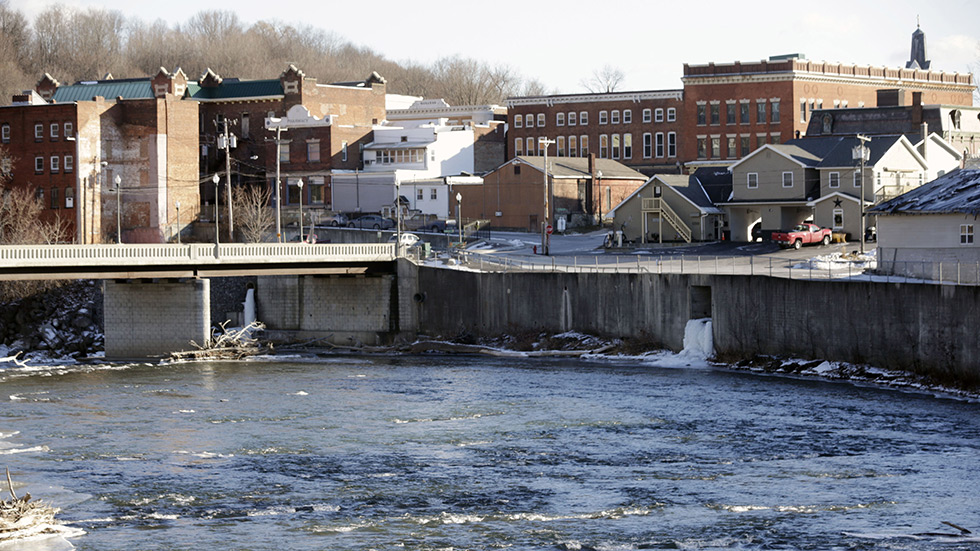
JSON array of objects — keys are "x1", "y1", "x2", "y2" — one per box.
[{"x1": 1, "y1": 353, "x2": 979, "y2": 550}]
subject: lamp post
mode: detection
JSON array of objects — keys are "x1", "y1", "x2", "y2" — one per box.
[
  {"x1": 212, "y1": 173, "x2": 220, "y2": 245},
  {"x1": 297, "y1": 178, "x2": 304, "y2": 242},
  {"x1": 596, "y1": 169, "x2": 603, "y2": 226},
  {"x1": 395, "y1": 179, "x2": 402, "y2": 256},
  {"x1": 853, "y1": 134, "x2": 871, "y2": 254},
  {"x1": 175, "y1": 200, "x2": 181, "y2": 245},
  {"x1": 456, "y1": 192, "x2": 463, "y2": 245},
  {"x1": 113, "y1": 174, "x2": 121, "y2": 244},
  {"x1": 267, "y1": 118, "x2": 288, "y2": 242},
  {"x1": 538, "y1": 137, "x2": 556, "y2": 255}
]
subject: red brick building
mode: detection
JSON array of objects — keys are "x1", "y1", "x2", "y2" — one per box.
[{"x1": 506, "y1": 91, "x2": 685, "y2": 176}]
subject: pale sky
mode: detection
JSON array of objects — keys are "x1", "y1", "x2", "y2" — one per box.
[{"x1": 15, "y1": 0, "x2": 980, "y2": 94}]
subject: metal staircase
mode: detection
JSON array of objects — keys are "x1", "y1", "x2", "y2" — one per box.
[{"x1": 642, "y1": 198, "x2": 692, "y2": 243}]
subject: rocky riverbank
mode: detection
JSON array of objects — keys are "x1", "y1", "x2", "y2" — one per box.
[{"x1": 0, "y1": 281, "x2": 103, "y2": 361}]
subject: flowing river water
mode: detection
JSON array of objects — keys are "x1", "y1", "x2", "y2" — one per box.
[{"x1": 1, "y1": 351, "x2": 979, "y2": 550}]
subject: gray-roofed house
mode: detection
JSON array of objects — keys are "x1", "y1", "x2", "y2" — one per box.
[
  {"x1": 722, "y1": 135, "x2": 960, "y2": 241},
  {"x1": 869, "y1": 168, "x2": 980, "y2": 283},
  {"x1": 607, "y1": 173, "x2": 725, "y2": 243}
]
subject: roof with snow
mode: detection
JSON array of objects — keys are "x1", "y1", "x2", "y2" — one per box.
[
  {"x1": 512, "y1": 156, "x2": 646, "y2": 180},
  {"x1": 869, "y1": 169, "x2": 980, "y2": 216}
]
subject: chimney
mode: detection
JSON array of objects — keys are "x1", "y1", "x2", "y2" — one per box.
[
  {"x1": 921, "y1": 122, "x2": 929, "y2": 162},
  {"x1": 912, "y1": 92, "x2": 923, "y2": 125}
]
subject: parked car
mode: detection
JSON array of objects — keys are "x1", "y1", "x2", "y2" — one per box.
[
  {"x1": 771, "y1": 223, "x2": 833, "y2": 249},
  {"x1": 865, "y1": 225, "x2": 877, "y2": 242},
  {"x1": 319, "y1": 212, "x2": 349, "y2": 227},
  {"x1": 352, "y1": 214, "x2": 395, "y2": 230},
  {"x1": 388, "y1": 233, "x2": 420, "y2": 246}
]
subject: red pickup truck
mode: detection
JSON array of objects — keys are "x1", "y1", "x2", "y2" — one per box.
[{"x1": 771, "y1": 223, "x2": 833, "y2": 249}]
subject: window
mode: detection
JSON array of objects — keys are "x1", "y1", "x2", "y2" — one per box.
[
  {"x1": 50, "y1": 156, "x2": 59, "y2": 173},
  {"x1": 1, "y1": 124, "x2": 9, "y2": 143},
  {"x1": 286, "y1": 178, "x2": 302, "y2": 204},
  {"x1": 50, "y1": 187, "x2": 58, "y2": 209},
  {"x1": 711, "y1": 136, "x2": 720, "y2": 158},
  {"x1": 65, "y1": 122, "x2": 73, "y2": 138},
  {"x1": 568, "y1": 112, "x2": 576, "y2": 126},
  {"x1": 611, "y1": 134, "x2": 620, "y2": 159},
  {"x1": 727, "y1": 136, "x2": 736, "y2": 158},
  {"x1": 525, "y1": 114, "x2": 533, "y2": 127},
  {"x1": 666, "y1": 108, "x2": 675, "y2": 122},
  {"x1": 341, "y1": 140, "x2": 348, "y2": 162},
  {"x1": 64, "y1": 155, "x2": 73, "y2": 173},
  {"x1": 697, "y1": 137, "x2": 707, "y2": 159},
  {"x1": 782, "y1": 171, "x2": 793, "y2": 187},
  {"x1": 611, "y1": 110, "x2": 620, "y2": 124},
  {"x1": 514, "y1": 115, "x2": 522, "y2": 128},
  {"x1": 568, "y1": 135, "x2": 577, "y2": 157},
  {"x1": 35, "y1": 124, "x2": 43, "y2": 140},
  {"x1": 599, "y1": 134, "x2": 608, "y2": 158},
  {"x1": 623, "y1": 110, "x2": 632, "y2": 124},
  {"x1": 514, "y1": 138, "x2": 523, "y2": 156},
  {"x1": 667, "y1": 132, "x2": 676, "y2": 157},
  {"x1": 241, "y1": 113, "x2": 249, "y2": 136},
  {"x1": 770, "y1": 133, "x2": 780, "y2": 145},
  {"x1": 309, "y1": 177, "x2": 326, "y2": 205},
  {"x1": 854, "y1": 171, "x2": 863, "y2": 188},
  {"x1": 623, "y1": 134, "x2": 632, "y2": 159},
  {"x1": 35, "y1": 156, "x2": 43, "y2": 173},
  {"x1": 306, "y1": 141, "x2": 320, "y2": 163},
  {"x1": 643, "y1": 133, "x2": 652, "y2": 158},
  {"x1": 65, "y1": 187, "x2": 74, "y2": 208},
  {"x1": 696, "y1": 104, "x2": 706, "y2": 125},
  {"x1": 726, "y1": 102, "x2": 736, "y2": 125},
  {"x1": 579, "y1": 111, "x2": 588, "y2": 125},
  {"x1": 829, "y1": 172, "x2": 840, "y2": 188},
  {"x1": 556, "y1": 112, "x2": 565, "y2": 126},
  {"x1": 747, "y1": 173, "x2": 758, "y2": 189},
  {"x1": 737, "y1": 102, "x2": 747, "y2": 124},
  {"x1": 740, "y1": 135, "x2": 750, "y2": 157},
  {"x1": 961, "y1": 224, "x2": 974, "y2": 245},
  {"x1": 599, "y1": 111, "x2": 608, "y2": 125},
  {"x1": 643, "y1": 109, "x2": 652, "y2": 123},
  {"x1": 35, "y1": 188, "x2": 43, "y2": 203},
  {"x1": 514, "y1": 164, "x2": 521, "y2": 175},
  {"x1": 556, "y1": 136, "x2": 565, "y2": 157},
  {"x1": 800, "y1": 100, "x2": 807, "y2": 123},
  {"x1": 279, "y1": 142, "x2": 290, "y2": 163},
  {"x1": 526, "y1": 137, "x2": 534, "y2": 155},
  {"x1": 580, "y1": 135, "x2": 589, "y2": 157},
  {"x1": 756, "y1": 101, "x2": 766, "y2": 124},
  {"x1": 416, "y1": 188, "x2": 424, "y2": 201},
  {"x1": 430, "y1": 188, "x2": 438, "y2": 200},
  {"x1": 710, "y1": 104, "x2": 720, "y2": 125},
  {"x1": 833, "y1": 208, "x2": 844, "y2": 230},
  {"x1": 655, "y1": 132, "x2": 664, "y2": 158},
  {"x1": 655, "y1": 108, "x2": 664, "y2": 123},
  {"x1": 771, "y1": 100, "x2": 780, "y2": 123},
  {"x1": 536, "y1": 113, "x2": 545, "y2": 127}
]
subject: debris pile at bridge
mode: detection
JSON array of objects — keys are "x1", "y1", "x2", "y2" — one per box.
[
  {"x1": 0, "y1": 468, "x2": 61, "y2": 543},
  {"x1": 171, "y1": 321, "x2": 269, "y2": 361}
]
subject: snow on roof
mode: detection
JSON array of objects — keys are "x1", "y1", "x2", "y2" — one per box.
[{"x1": 869, "y1": 169, "x2": 980, "y2": 216}]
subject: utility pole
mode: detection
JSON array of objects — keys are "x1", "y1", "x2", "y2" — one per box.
[
  {"x1": 538, "y1": 137, "x2": 555, "y2": 255},
  {"x1": 217, "y1": 118, "x2": 237, "y2": 241},
  {"x1": 267, "y1": 118, "x2": 288, "y2": 242}
]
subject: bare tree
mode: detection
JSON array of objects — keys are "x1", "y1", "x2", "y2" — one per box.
[
  {"x1": 232, "y1": 185, "x2": 273, "y2": 243},
  {"x1": 580, "y1": 64, "x2": 625, "y2": 93}
]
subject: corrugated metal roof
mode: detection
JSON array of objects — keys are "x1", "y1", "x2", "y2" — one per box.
[
  {"x1": 51, "y1": 80, "x2": 154, "y2": 102},
  {"x1": 187, "y1": 79, "x2": 283, "y2": 100},
  {"x1": 870, "y1": 169, "x2": 980, "y2": 215}
]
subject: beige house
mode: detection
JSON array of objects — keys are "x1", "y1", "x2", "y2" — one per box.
[
  {"x1": 723, "y1": 135, "x2": 960, "y2": 241},
  {"x1": 608, "y1": 174, "x2": 725, "y2": 243}
]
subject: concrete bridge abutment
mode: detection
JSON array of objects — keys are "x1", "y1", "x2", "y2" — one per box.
[{"x1": 103, "y1": 279, "x2": 211, "y2": 359}]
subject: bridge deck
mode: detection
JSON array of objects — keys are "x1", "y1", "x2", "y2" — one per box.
[{"x1": 0, "y1": 243, "x2": 396, "y2": 280}]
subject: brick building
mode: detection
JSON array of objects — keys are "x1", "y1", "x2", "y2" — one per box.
[
  {"x1": 506, "y1": 91, "x2": 685, "y2": 176},
  {"x1": 1, "y1": 72, "x2": 199, "y2": 244}
]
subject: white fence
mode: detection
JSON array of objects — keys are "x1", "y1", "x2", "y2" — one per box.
[{"x1": 0, "y1": 243, "x2": 396, "y2": 268}]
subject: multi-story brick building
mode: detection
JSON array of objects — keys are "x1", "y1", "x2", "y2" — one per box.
[
  {"x1": 2, "y1": 72, "x2": 199, "y2": 244},
  {"x1": 506, "y1": 91, "x2": 685, "y2": 176},
  {"x1": 680, "y1": 52, "x2": 974, "y2": 166}
]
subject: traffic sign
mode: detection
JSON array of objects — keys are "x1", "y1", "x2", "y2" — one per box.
[{"x1": 546, "y1": 224, "x2": 553, "y2": 235}]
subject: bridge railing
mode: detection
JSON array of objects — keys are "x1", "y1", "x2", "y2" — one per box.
[{"x1": 0, "y1": 243, "x2": 396, "y2": 268}]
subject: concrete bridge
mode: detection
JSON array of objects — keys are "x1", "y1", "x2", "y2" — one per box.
[{"x1": 0, "y1": 243, "x2": 401, "y2": 359}]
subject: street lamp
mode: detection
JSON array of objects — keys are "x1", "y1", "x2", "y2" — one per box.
[
  {"x1": 212, "y1": 173, "x2": 220, "y2": 245},
  {"x1": 113, "y1": 174, "x2": 122, "y2": 244},
  {"x1": 596, "y1": 169, "x2": 603, "y2": 225},
  {"x1": 456, "y1": 192, "x2": 463, "y2": 245},
  {"x1": 175, "y1": 200, "x2": 181, "y2": 245},
  {"x1": 297, "y1": 178, "x2": 304, "y2": 242},
  {"x1": 267, "y1": 118, "x2": 288, "y2": 243},
  {"x1": 853, "y1": 134, "x2": 871, "y2": 254},
  {"x1": 538, "y1": 137, "x2": 556, "y2": 255}
]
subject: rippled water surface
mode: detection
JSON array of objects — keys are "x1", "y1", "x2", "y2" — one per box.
[{"x1": 2, "y1": 355, "x2": 979, "y2": 550}]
